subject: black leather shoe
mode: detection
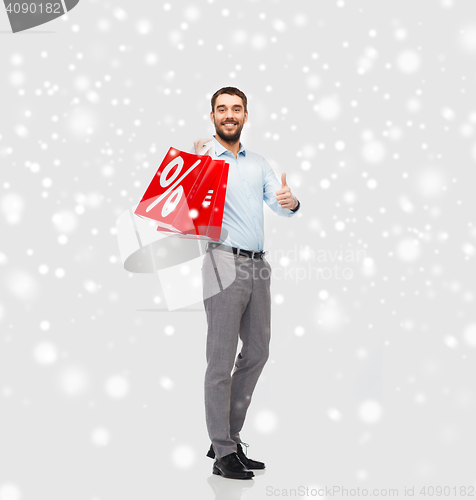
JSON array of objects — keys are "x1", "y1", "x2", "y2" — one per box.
[
  {"x1": 236, "y1": 443, "x2": 265, "y2": 469},
  {"x1": 206, "y1": 442, "x2": 266, "y2": 470},
  {"x1": 213, "y1": 452, "x2": 254, "y2": 479}
]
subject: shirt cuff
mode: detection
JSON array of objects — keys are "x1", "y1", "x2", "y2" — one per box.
[{"x1": 291, "y1": 198, "x2": 300, "y2": 212}]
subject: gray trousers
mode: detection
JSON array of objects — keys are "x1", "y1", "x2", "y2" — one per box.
[{"x1": 201, "y1": 244, "x2": 272, "y2": 460}]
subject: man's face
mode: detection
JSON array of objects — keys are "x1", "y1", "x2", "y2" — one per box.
[{"x1": 210, "y1": 93, "x2": 248, "y2": 143}]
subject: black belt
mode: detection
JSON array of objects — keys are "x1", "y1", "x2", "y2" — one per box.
[{"x1": 206, "y1": 242, "x2": 265, "y2": 260}]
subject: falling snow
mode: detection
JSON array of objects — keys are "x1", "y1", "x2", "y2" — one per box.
[{"x1": 1, "y1": 0, "x2": 476, "y2": 498}]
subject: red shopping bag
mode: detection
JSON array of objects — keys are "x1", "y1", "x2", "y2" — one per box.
[
  {"x1": 134, "y1": 147, "x2": 229, "y2": 239},
  {"x1": 193, "y1": 159, "x2": 228, "y2": 240},
  {"x1": 163, "y1": 156, "x2": 229, "y2": 240}
]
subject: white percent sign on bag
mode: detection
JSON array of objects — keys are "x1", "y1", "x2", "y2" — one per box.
[{"x1": 145, "y1": 155, "x2": 203, "y2": 217}]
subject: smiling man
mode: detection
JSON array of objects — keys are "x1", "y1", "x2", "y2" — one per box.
[
  {"x1": 194, "y1": 87, "x2": 301, "y2": 480},
  {"x1": 213, "y1": 92, "x2": 247, "y2": 152}
]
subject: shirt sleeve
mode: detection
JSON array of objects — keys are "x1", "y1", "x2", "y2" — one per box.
[{"x1": 262, "y1": 156, "x2": 301, "y2": 217}]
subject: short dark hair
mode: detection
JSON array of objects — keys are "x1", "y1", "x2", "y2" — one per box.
[{"x1": 211, "y1": 87, "x2": 248, "y2": 114}]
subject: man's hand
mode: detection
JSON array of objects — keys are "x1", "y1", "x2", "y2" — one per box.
[
  {"x1": 193, "y1": 138, "x2": 213, "y2": 154},
  {"x1": 276, "y1": 173, "x2": 298, "y2": 210}
]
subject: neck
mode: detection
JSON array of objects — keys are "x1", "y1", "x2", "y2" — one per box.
[{"x1": 214, "y1": 134, "x2": 240, "y2": 158}]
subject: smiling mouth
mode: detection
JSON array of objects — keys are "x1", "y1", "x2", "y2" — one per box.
[{"x1": 223, "y1": 123, "x2": 237, "y2": 129}]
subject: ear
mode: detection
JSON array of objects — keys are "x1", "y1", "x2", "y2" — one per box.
[
  {"x1": 243, "y1": 111, "x2": 248, "y2": 124},
  {"x1": 210, "y1": 111, "x2": 215, "y2": 124}
]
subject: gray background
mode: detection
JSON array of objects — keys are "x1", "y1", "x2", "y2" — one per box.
[{"x1": 1, "y1": 1, "x2": 476, "y2": 499}]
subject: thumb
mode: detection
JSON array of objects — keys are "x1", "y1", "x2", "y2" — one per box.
[{"x1": 281, "y1": 172, "x2": 288, "y2": 188}]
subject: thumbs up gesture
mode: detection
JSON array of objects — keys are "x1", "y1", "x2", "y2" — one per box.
[{"x1": 276, "y1": 173, "x2": 298, "y2": 210}]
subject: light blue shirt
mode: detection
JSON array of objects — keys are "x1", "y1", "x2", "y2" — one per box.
[{"x1": 193, "y1": 135, "x2": 300, "y2": 251}]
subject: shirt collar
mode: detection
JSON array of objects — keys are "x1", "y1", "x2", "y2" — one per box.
[{"x1": 212, "y1": 135, "x2": 246, "y2": 157}]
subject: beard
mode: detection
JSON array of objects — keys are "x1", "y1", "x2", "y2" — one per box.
[{"x1": 214, "y1": 119, "x2": 244, "y2": 144}]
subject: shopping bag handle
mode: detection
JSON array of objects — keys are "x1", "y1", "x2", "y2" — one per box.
[{"x1": 198, "y1": 140, "x2": 216, "y2": 158}]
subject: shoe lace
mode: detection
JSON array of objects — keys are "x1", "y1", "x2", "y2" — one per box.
[{"x1": 240, "y1": 441, "x2": 249, "y2": 457}]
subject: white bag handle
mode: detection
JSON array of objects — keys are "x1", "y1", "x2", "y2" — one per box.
[{"x1": 198, "y1": 140, "x2": 218, "y2": 159}]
